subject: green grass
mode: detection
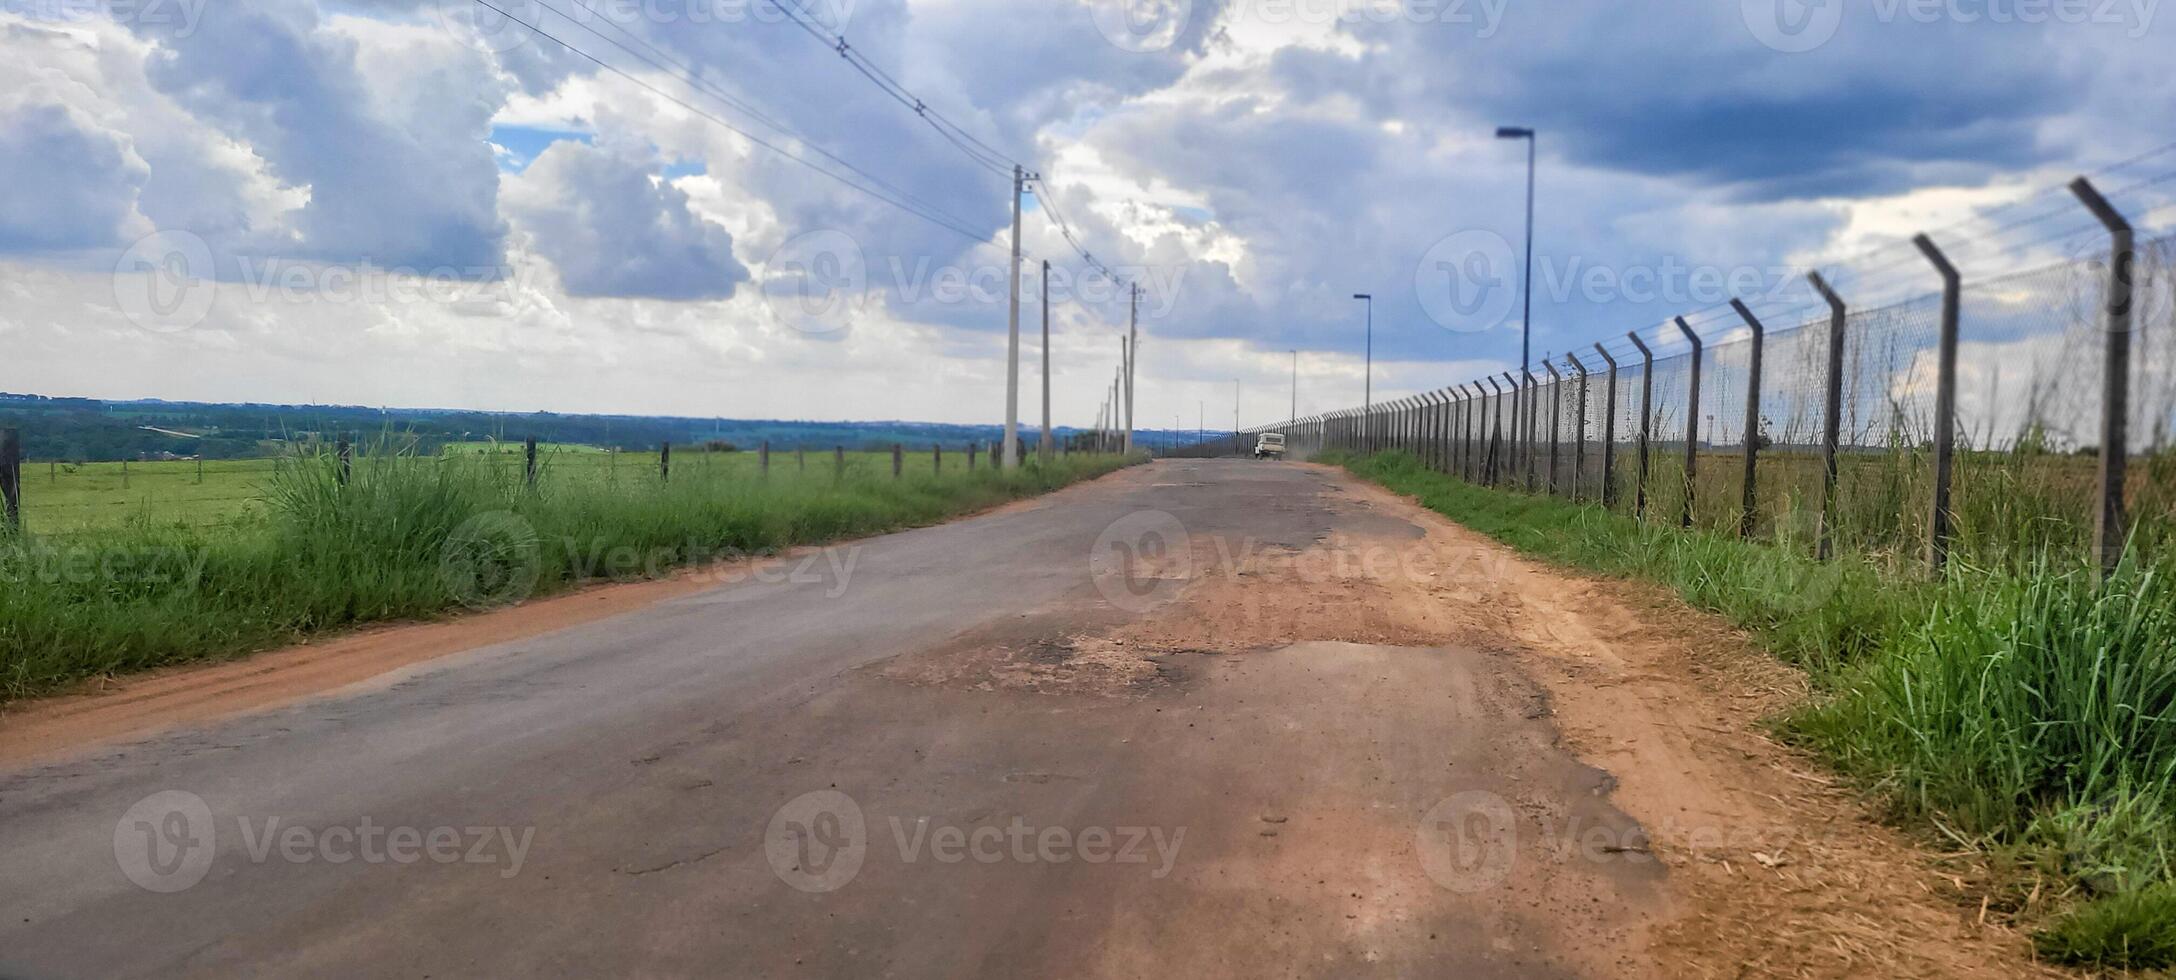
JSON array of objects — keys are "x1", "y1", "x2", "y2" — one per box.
[
  {"x1": 0, "y1": 446, "x2": 1137, "y2": 704},
  {"x1": 10, "y1": 448, "x2": 971, "y2": 533},
  {"x1": 1330, "y1": 450, "x2": 2176, "y2": 970}
]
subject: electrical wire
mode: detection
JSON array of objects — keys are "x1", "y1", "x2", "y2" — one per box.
[{"x1": 471, "y1": 0, "x2": 1003, "y2": 247}]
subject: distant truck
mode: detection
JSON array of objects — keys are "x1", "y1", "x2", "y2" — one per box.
[{"x1": 1253, "y1": 432, "x2": 1286, "y2": 460}]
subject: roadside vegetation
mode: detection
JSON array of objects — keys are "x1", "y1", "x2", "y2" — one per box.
[
  {"x1": 0, "y1": 445, "x2": 1136, "y2": 705},
  {"x1": 1330, "y1": 450, "x2": 2176, "y2": 972}
]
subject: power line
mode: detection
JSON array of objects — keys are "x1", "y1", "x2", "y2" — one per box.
[{"x1": 472, "y1": 0, "x2": 1002, "y2": 246}]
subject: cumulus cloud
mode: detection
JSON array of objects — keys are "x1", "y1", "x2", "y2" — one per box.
[
  {"x1": 504, "y1": 139, "x2": 750, "y2": 300},
  {"x1": 0, "y1": 99, "x2": 148, "y2": 250}
]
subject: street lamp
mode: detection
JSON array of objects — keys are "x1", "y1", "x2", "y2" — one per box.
[
  {"x1": 1496, "y1": 126, "x2": 1535, "y2": 474},
  {"x1": 1289, "y1": 349, "x2": 1298, "y2": 423},
  {"x1": 1349, "y1": 291, "x2": 1366, "y2": 426}
]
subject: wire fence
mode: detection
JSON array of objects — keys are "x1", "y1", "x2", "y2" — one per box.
[
  {"x1": 0, "y1": 438, "x2": 1050, "y2": 537},
  {"x1": 1202, "y1": 171, "x2": 2176, "y2": 575}
]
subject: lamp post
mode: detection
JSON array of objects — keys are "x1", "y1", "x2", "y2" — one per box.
[
  {"x1": 1352, "y1": 293, "x2": 1372, "y2": 446},
  {"x1": 1290, "y1": 350, "x2": 1298, "y2": 424},
  {"x1": 1496, "y1": 125, "x2": 1536, "y2": 475}
]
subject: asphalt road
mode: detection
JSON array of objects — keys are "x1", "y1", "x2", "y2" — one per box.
[{"x1": 0, "y1": 459, "x2": 1663, "y2": 978}]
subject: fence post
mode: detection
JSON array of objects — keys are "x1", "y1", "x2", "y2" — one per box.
[
  {"x1": 893, "y1": 443, "x2": 903, "y2": 478},
  {"x1": 1489, "y1": 375, "x2": 1510, "y2": 485},
  {"x1": 1915, "y1": 234, "x2": 1961, "y2": 574},
  {"x1": 1543, "y1": 362, "x2": 1563, "y2": 495},
  {"x1": 1674, "y1": 317, "x2": 1702, "y2": 529},
  {"x1": 1471, "y1": 384, "x2": 1487, "y2": 482},
  {"x1": 1567, "y1": 354, "x2": 1590, "y2": 501},
  {"x1": 933, "y1": 443, "x2": 942, "y2": 473},
  {"x1": 759, "y1": 440, "x2": 770, "y2": 478},
  {"x1": 525, "y1": 436, "x2": 538, "y2": 490},
  {"x1": 835, "y1": 446, "x2": 845, "y2": 481},
  {"x1": 968, "y1": 442, "x2": 978, "y2": 470},
  {"x1": 1629, "y1": 332, "x2": 1654, "y2": 520},
  {"x1": 336, "y1": 437, "x2": 352, "y2": 487},
  {"x1": 2072, "y1": 177, "x2": 2134, "y2": 578},
  {"x1": 1522, "y1": 370, "x2": 1540, "y2": 490},
  {"x1": 1594, "y1": 343, "x2": 1619, "y2": 508},
  {"x1": 1729, "y1": 299, "x2": 1765, "y2": 538},
  {"x1": 1435, "y1": 390, "x2": 1451, "y2": 471},
  {"x1": 797, "y1": 447, "x2": 806, "y2": 473},
  {"x1": 1810, "y1": 272, "x2": 1847, "y2": 560},
  {"x1": 0, "y1": 427, "x2": 19, "y2": 532},
  {"x1": 660, "y1": 441, "x2": 671, "y2": 482}
]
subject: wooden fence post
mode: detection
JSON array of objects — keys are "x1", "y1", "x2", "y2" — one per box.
[
  {"x1": 1594, "y1": 344, "x2": 1619, "y2": 508},
  {"x1": 933, "y1": 443, "x2": 942, "y2": 473},
  {"x1": 1729, "y1": 299, "x2": 1766, "y2": 538},
  {"x1": 1, "y1": 427, "x2": 20, "y2": 532},
  {"x1": 835, "y1": 446, "x2": 845, "y2": 481},
  {"x1": 967, "y1": 443, "x2": 978, "y2": 470},
  {"x1": 1915, "y1": 234, "x2": 1961, "y2": 573},
  {"x1": 1673, "y1": 317, "x2": 1702, "y2": 529},
  {"x1": 892, "y1": 443, "x2": 903, "y2": 478},
  {"x1": 759, "y1": 440, "x2": 770, "y2": 478},
  {"x1": 1810, "y1": 272, "x2": 1847, "y2": 560},
  {"x1": 336, "y1": 437, "x2": 352, "y2": 487},
  {"x1": 660, "y1": 441, "x2": 671, "y2": 482},
  {"x1": 2072, "y1": 177, "x2": 2134, "y2": 578},
  {"x1": 525, "y1": 436, "x2": 538, "y2": 490}
]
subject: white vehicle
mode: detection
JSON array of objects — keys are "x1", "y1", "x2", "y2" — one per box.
[{"x1": 1253, "y1": 432, "x2": 1286, "y2": 459}]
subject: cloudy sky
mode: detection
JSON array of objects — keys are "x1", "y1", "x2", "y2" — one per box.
[{"x1": 3, "y1": 0, "x2": 2173, "y2": 432}]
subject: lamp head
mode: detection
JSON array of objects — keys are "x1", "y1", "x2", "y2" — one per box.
[{"x1": 1495, "y1": 126, "x2": 1533, "y2": 139}]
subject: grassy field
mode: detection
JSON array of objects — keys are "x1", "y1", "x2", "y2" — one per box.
[
  {"x1": 1332, "y1": 450, "x2": 2176, "y2": 971},
  {"x1": 10, "y1": 445, "x2": 1013, "y2": 533},
  {"x1": 0, "y1": 445, "x2": 1137, "y2": 705}
]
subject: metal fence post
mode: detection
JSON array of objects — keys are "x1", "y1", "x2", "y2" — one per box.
[
  {"x1": 1544, "y1": 361, "x2": 1563, "y2": 495},
  {"x1": 1810, "y1": 272, "x2": 1847, "y2": 560},
  {"x1": 2072, "y1": 177, "x2": 2134, "y2": 578},
  {"x1": 1567, "y1": 354, "x2": 1590, "y2": 501},
  {"x1": 0, "y1": 427, "x2": 19, "y2": 532},
  {"x1": 1629, "y1": 332, "x2": 1654, "y2": 521},
  {"x1": 1594, "y1": 344, "x2": 1619, "y2": 508},
  {"x1": 1494, "y1": 374, "x2": 1515, "y2": 485},
  {"x1": 1729, "y1": 299, "x2": 1766, "y2": 538},
  {"x1": 1674, "y1": 316, "x2": 1703, "y2": 529},
  {"x1": 1915, "y1": 234, "x2": 1961, "y2": 573},
  {"x1": 1523, "y1": 370, "x2": 1540, "y2": 491}
]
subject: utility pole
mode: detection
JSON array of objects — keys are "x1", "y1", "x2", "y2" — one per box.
[
  {"x1": 1039, "y1": 259, "x2": 1053, "y2": 461},
  {"x1": 1002, "y1": 165, "x2": 1024, "y2": 470},
  {"x1": 1124, "y1": 285, "x2": 1139, "y2": 454},
  {"x1": 1234, "y1": 379, "x2": 1241, "y2": 436},
  {"x1": 1290, "y1": 350, "x2": 1298, "y2": 423}
]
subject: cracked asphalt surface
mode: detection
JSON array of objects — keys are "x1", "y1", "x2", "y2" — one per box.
[{"x1": 0, "y1": 460, "x2": 1664, "y2": 978}]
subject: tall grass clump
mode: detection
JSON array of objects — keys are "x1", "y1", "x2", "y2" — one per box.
[
  {"x1": 0, "y1": 445, "x2": 1137, "y2": 702},
  {"x1": 1330, "y1": 449, "x2": 2176, "y2": 968}
]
